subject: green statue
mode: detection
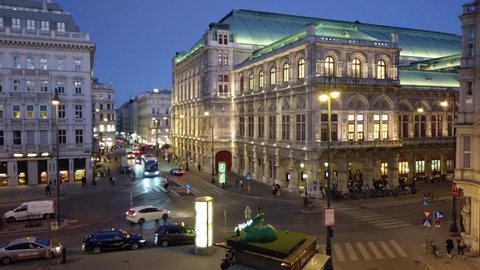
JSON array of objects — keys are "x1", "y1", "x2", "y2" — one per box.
[{"x1": 236, "y1": 213, "x2": 277, "y2": 243}]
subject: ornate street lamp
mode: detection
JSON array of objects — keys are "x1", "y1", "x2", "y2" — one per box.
[
  {"x1": 411, "y1": 106, "x2": 423, "y2": 194},
  {"x1": 204, "y1": 111, "x2": 215, "y2": 184},
  {"x1": 51, "y1": 89, "x2": 60, "y2": 226},
  {"x1": 319, "y1": 75, "x2": 339, "y2": 270}
]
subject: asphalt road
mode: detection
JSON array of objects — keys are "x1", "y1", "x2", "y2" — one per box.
[{"x1": 0, "y1": 154, "x2": 479, "y2": 270}]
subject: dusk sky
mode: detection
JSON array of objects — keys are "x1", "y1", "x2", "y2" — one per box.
[{"x1": 56, "y1": 0, "x2": 466, "y2": 105}]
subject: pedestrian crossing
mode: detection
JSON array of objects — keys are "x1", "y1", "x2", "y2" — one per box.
[
  {"x1": 318, "y1": 239, "x2": 408, "y2": 262},
  {"x1": 338, "y1": 208, "x2": 411, "y2": 229}
]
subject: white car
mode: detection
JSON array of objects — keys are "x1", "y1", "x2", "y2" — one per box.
[
  {"x1": 0, "y1": 237, "x2": 62, "y2": 265},
  {"x1": 125, "y1": 206, "x2": 170, "y2": 225}
]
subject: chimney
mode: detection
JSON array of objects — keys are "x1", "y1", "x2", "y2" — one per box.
[{"x1": 391, "y1": 32, "x2": 399, "y2": 44}]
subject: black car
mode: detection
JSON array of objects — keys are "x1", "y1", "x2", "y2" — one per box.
[
  {"x1": 154, "y1": 224, "x2": 195, "y2": 247},
  {"x1": 82, "y1": 228, "x2": 145, "y2": 254}
]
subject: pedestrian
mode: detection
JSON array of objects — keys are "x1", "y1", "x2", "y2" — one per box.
[
  {"x1": 198, "y1": 164, "x2": 201, "y2": 171},
  {"x1": 240, "y1": 177, "x2": 244, "y2": 188},
  {"x1": 45, "y1": 184, "x2": 51, "y2": 196},
  {"x1": 457, "y1": 234, "x2": 466, "y2": 259},
  {"x1": 235, "y1": 175, "x2": 239, "y2": 187},
  {"x1": 445, "y1": 238, "x2": 454, "y2": 258},
  {"x1": 111, "y1": 176, "x2": 115, "y2": 186},
  {"x1": 81, "y1": 176, "x2": 87, "y2": 186}
]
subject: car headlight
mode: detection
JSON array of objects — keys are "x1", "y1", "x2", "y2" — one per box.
[
  {"x1": 139, "y1": 239, "x2": 146, "y2": 243},
  {"x1": 81, "y1": 243, "x2": 86, "y2": 250}
]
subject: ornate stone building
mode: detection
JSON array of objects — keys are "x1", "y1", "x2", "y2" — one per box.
[
  {"x1": 456, "y1": 1, "x2": 480, "y2": 252},
  {"x1": 172, "y1": 10, "x2": 460, "y2": 193}
]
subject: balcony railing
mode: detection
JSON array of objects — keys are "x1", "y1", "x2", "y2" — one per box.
[{"x1": 0, "y1": 27, "x2": 90, "y2": 42}]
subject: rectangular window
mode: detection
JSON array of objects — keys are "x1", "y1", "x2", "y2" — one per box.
[
  {"x1": 357, "y1": 123, "x2": 364, "y2": 140},
  {"x1": 296, "y1": 114, "x2": 306, "y2": 141},
  {"x1": 26, "y1": 57, "x2": 34, "y2": 69},
  {"x1": 39, "y1": 105, "x2": 47, "y2": 119},
  {"x1": 381, "y1": 162, "x2": 388, "y2": 177},
  {"x1": 0, "y1": 131, "x2": 3, "y2": 146},
  {"x1": 12, "y1": 105, "x2": 21, "y2": 118},
  {"x1": 218, "y1": 54, "x2": 223, "y2": 66},
  {"x1": 258, "y1": 116, "x2": 264, "y2": 138},
  {"x1": 75, "y1": 129, "x2": 83, "y2": 144},
  {"x1": 398, "y1": 161, "x2": 408, "y2": 174},
  {"x1": 320, "y1": 113, "x2": 338, "y2": 141},
  {"x1": 57, "y1": 22, "x2": 65, "y2": 32},
  {"x1": 26, "y1": 105, "x2": 34, "y2": 118},
  {"x1": 248, "y1": 116, "x2": 254, "y2": 137},
  {"x1": 13, "y1": 56, "x2": 21, "y2": 69},
  {"x1": 75, "y1": 105, "x2": 83, "y2": 119},
  {"x1": 26, "y1": 80, "x2": 34, "y2": 91},
  {"x1": 57, "y1": 81, "x2": 65, "y2": 94},
  {"x1": 373, "y1": 123, "x2": 380, "y2": 140},
  {"x1": 239, "y1": 116, "x2": 245, "y2": 137},
  {"x1": 0, "y1": 106, "x2": 3, "y2": 118},
  {"x1": 224, "y1": 54, "x2": 228, "y2": 66},
  {"x1": 40, "y1": 58, "x2": 47, "y2": 70},
  {"x1": 58, "y1": 105, "x2": 66, "y2": 119},
  {"x1": 74, "y1": 60, "x2": 81, "y2": 71},
  {"x1": 13, "y1": 79, "x2": 21, "y2": 91},
  {"x1": 382, "y1": 123, "x2": 389, "y2": 139},
  {"x1": 57, "y1": 59, "x2": 64, "y2": 70},
  {"x1": 218, "y1": 34, "x2": 228, "y2": 45},
  {"x1": 281, "y1": 115, "x2": 290, "y2": 140},
  {"x1": 26, "y1": 19, "x2": 35, "y2": 29},
  {"x1": 26, "y1": 130, "x2": 35, "y2": 145},
  {"x1": 13, "y1": 131, "x2": 21, "y2": 145},
  {"x1": 74, "y1": 81, "x2": 82, "y2": 94},
  {"x1": 39, "y1": 130, "x2": 48, "y2": 145},
  {"x1": 41, "y1": 21, "x2": 49, "y2": 30},
  {"x1": 269, "y1": 115, "x2": 276, "y2": 139},
  {"x1": 415, "y1": 160, "x2": 425, "y2": 174},
  {"x1": 348, "y1": 123, "x2": 355, "y2": 141},
  {"x1": 464, "y1": 136, "x2": 471, "y2": 168},
  {"x1": 40, "y1": 81, "x2": 48, "y2": 92},
  {"x1": 58, "y1": 130, "x2": 66, "y2": 144},
  {"x1": 12, "y1": 18, "x2": 21, "y2": 29}
]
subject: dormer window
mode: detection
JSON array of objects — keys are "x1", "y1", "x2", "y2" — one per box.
[
  {"x1": 218, "y1": 33, "x2": 228, "y2": 45},
  {"x1": 57, "y1": 22, "x2": 65, "y2": 32},
  {"x1": 12, "y1": 18, "x2": 21, "y2": 29}
]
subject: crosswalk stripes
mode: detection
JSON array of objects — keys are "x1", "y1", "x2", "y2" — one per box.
[
  {"x1": 338, "y1": 208, "x2": 411, "y2": 229},
  {"x1": 318, "y1": 240, "x2": 407, "y2": 262}
]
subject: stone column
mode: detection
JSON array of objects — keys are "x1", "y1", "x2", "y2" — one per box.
[
  {"x1": 337, "y1": 159, "x2": 349, "y2": 192},
  {"x1": 468, "y1": 197, "x2": 479, "y2": 252},
  {"x1": 363, "y1": 159, "x2": 374, "y2": 187},
  {"x1": 425, "y1": 155, "x2": 432, "y2": 178},
  {"x1": 388, "y1": 155, "x2": 400, "y2": 188}
]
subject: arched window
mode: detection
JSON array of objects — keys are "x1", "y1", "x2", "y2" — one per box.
[
  {"x1": 325, "y1": 56, "x2": 335, "y2": 76},
  {"x1": 249, "y1": 74, "x2": 254, "y2": 90},
  {"x1": 270, "y1": 67, "x2": 276, "y2": 85},
  {"x1": 259, "y1": 71, "x2": 264, "y2": 88},
  {"x1": 240, "y1": 77, "x2": 244, "y2": 92},
  {"x1": 377, "y1": 60, "x2": 386, "y2": 79},
  {"x1": 298, "y1": 58, "x2": 305, "y2": 79},
  {"x1": 352, "y1": 58, "x2": 361, "y2": 78},
  {"x1": 283, "y1": 63, "x2": 290, "y2": 82}
]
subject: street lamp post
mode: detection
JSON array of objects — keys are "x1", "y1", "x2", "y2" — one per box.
[
  {"x1": 441, "y1": 89, "x2": 458, "y2": 233},
  {"x1": 152, "y1": 118, "x2": 159, "y2": 157},
  {"x1": 319, "y1": 75, "x2": 339, "y2": 270},
  {"x1": 412, "y1": 107, "x2": 423, "y2": 194},
  {"x1": 51, "y1": 89, "x2": 60, "y2": 226}
]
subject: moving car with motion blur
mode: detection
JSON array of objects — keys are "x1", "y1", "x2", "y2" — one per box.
[
  {"x1": 0, "y1": 237, "x2": 62, "y2": 265},
  {"x1": 169, "y1": 168, "x2": 184, "y2": 176},
  {"x1": 82, "y1": 228, "x2": 145, "y2": 254},
  {"x1": 126, "y1": 205, "x2": 170, "y2": 224}
]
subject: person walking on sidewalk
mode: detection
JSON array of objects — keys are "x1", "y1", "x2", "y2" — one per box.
[
  {"x1": 445, "y1": 238, "x2": 454, "y2": 258},
  {"x1": 45, "y1": 184, "x2": 51, "y2": 196},
  {"x1": 457, "y1": 234, "x2": 466, "y2": 259}
]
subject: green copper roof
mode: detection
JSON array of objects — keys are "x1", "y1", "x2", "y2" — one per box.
[
  {"x1": 405, "y1": 54, "x2": 461, "y2": 71},
  {"x1": 399, "y1": 70, "x2": 459, "y2": 88},
  {"x1": 220, "y1": 9, "x2": 460, "y2": 58}
]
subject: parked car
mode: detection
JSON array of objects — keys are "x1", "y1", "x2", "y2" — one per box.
[
  {"x1": 82, "y1": 228, "x2": 145, "y2": 254},
  {"x1": 135, "y1": 157, "x2": 142, "y2": 164},
  {"x1": 119, "y1": 165, "x2": 131, "y2": 174},
  {"x1": 154, "y1": 224, "x2": 195, "y2": 247},
  {"x1": 3, "y1": 200, "x2": 55, "y2": 223},
  {"x1": 0, "y1": 237, "x2": 62, "y2": 265},
  {"x1": 126, "y1": 205, "x2": 170, "y2": 224},
  {"x1": 169, "y1": 168, "x2": 184, "y2": 176}
]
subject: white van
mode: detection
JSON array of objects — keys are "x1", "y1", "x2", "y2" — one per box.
[{"x1": 3, "y1": 200, "x2": 55, "y2": 223}]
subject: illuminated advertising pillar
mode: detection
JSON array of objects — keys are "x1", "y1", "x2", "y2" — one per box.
[{"x1": 195, "y1": 196, "x2": 213, "y2": 255}]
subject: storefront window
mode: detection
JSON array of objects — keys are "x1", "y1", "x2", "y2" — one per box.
[
  {"x1": 74, "y1": 158, "x2": 86, "y2": 182},
  {"x1": 17, "y1": 161, "x2": 28, "y2": 185},
  {"x1": 0, "y1": 162, "x2": 7, "y2": 186}
]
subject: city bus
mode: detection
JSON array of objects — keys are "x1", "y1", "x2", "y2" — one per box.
[{"x1": 144, "y1": 156, "x2": 159, "y2": 177}]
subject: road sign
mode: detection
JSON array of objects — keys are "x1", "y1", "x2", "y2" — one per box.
[
  {"x1": 324, "y1": 208, "x2": 335, "y2": 226},
  {"x1": 424, "y1": 211, "x2": 431, "y2": 218},
  {"x1": 435, "y1": 211, "x2": 445, "y2": 220},
  {"x1": 422, "y1": 197, "x2": 428, "y2": 206},
  {"x1": 423, "y1": 218, "x2": 432, "y2": 227}
]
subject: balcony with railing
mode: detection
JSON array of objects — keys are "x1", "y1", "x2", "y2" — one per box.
[{"x1": 0, "y1": 27, "x2": 90, "y2": 42}]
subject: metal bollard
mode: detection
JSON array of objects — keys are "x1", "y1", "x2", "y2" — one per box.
[{"x1": 61, "y1": 247, "x2": 66, "y2": 264}]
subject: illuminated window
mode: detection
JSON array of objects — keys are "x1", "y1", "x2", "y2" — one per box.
[
  {"x1": 99, "y1": 124, "x2": 105, "y2": 132},
  {"x1": 249, "y1": 74, "x2": 254, "y2": 90},
  {"x1": 377, "y1": 60, "x2": 386, "y2": 79},
  {"x1": 352, "y1": 58, "x2": 361, "y2": 78},
  {"x1": 415, "y1": 160, "x2": 425, "y2": 174},
  {"x1": 27, "y1": 57, "x2": 34, "y2": 69},
  {"x1": 26, "y1": 105, "x2": 34, "y2": 118},
  {"x1": 12, "y1": 105, "x2": 21, "y2": 118},
  {"x1": 325, "y1": 56, "x2": 335, "y2": 76},
  {"x1": 373, "y1": 114, "x2": 389, "y2": 140},
  {"x1": 347, "y1": 114, "x2": 364, "y2": 140},
  {"x1": 270, "y1": 67, "x2": 276, "y2": 85},
  {"x1": 39, "y1": 105, "x2": 47, "y2": 119},
  {"x1": 57, "y1": 22, "x2": 65, "y2": 32},
  {"x1": 431, "y1": 160, "x2": 441, "y2": 173},
  {"x1": 381, "y1": 162, "x2": 388, "y2": 176},
  {"x1": 298, "y1": 58, "x2": 305, "y2": 79},
  {"x1": 283, "y1": 63, "x2": 289, "y2": 82},
  {"x1": 223, "y1": 54, "x2": 228, "y2": 66},
  {"x1": 218, "y1": 54, "x2": 223, "y2": 66},
  {"x1": 398, "y1": 161, "x2": 408, "y2": 174},
  {"x1": 259, "y1": 71, "x2": 264, "y2": 88}
]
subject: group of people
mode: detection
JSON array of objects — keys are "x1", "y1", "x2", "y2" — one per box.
[
  {"x1": 220, "y1": 249, "x2": 235, "y2": 270},
  {"x1": 445, "y1": 234, "x2": 467, "y2": 259},
  {"x1": 272, "y1": 179, "x2": 281, "y2": 197}
]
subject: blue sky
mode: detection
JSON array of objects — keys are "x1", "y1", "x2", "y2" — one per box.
[{"x1": 56, "y1": 0, "x2": 465, "y2": 105}]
